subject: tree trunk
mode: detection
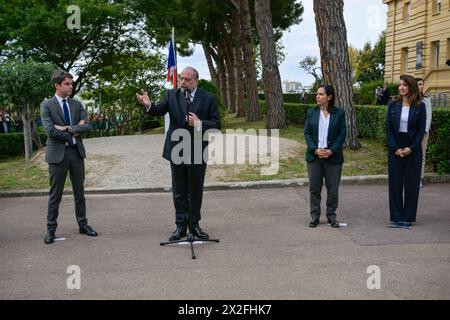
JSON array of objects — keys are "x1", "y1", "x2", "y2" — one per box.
[
  {"x1": 255, "y1": 0, "x2": 286, "y2": 129},
  {"x1": 31, "y1": 120, "x2": 41, "y2": 150},
  {"x1": 21, "y1": 104, "x2": 32, "y2": 160},
  {"x1": 222, "y1": 34, "x2": 236, "y2": 113},
  {"x1": 216, "y1": 45, "x2": 230, "y2": 109},
  {"x1": 202, "y1": 44, "x2": 220, "y2": 89},
  {"x1": 239, "y1": 0, "x2": 261, "y2": 121},
  {"x1": 313, "y1": 0, "x2": 360, "y2": 150},
  {"x1": 234, "y1": 48, "x2": 246, "y2": 117},
  {"x1": 210, "y1": 46, "x2": 229, "y2": 109},
  {"x1": 232, "y1": 6, "x2": 245, "y2": 117}
]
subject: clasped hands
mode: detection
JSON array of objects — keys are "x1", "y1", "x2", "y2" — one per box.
[
  {"x1": 135, "y1": 89, "x2": 200, "y2": 127},
  {"x1": 395, "y1": 147, "x2": 412, "y2": 158},
  {"x1": 54, "y1": 120, "x2": 85, "y2": 137},
  {"x1": 315, "y1": 148, "x2": 333, "y2": 159}
]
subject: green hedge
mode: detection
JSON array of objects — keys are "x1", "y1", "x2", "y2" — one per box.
[
  {"x1": 258, "y1": 101, "x2": 450, "y2": 174},
  {"x1": 353, "y1": 81, "x2": 398, "y2": 105},
  {"x1": 285, "y1": 103, "x2": 312, "y2": 125},
  {"x1": 355, "y1": 105, "x2": 387, "y2": 142},
  {"x1": 259, "y1": 93, "x2": 315, "y2": 104},
  {"x1": 0, "y1": 132, "x2": 47, "y2": 158},
  {"x1": 428, "y1": 109, "x2": 450, "y2": 174}
]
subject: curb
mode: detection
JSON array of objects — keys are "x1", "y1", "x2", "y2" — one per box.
[{"x1": 1, "y1": 173, "x2": 449, "y2": 198}]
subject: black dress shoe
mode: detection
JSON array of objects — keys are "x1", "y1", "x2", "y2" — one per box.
[
  {"x1": 169, "y1": 226, "x2": 187, "y2": 241},
  {"x1": 192, "y1": 225, "x2": 209, "y2": 240},
  {"x1": 309, "y1": 219, "x2": 319, "y2": 228},
  {"x1": 327, "y1": 218, "x2": 340, "y2": 228},
  {"x1": 44, "y1": 231, "x2": 55, "y2": 244},
  {"x1": 79, "y1": 225, "x2": 98, "y2": 236}
]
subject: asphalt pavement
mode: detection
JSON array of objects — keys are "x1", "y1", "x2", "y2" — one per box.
[{"x1": 1, "y1": 183, "x2": 449, "y2": 299}]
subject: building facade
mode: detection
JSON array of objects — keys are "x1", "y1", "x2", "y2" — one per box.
[
  {"x1": 384, "y1": 0, "x2": 450, "y2": 105},
  {"x1": 281, "y1": 80, "x2": 303, "y2": 93}
]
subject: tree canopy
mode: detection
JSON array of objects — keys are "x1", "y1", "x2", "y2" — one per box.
[{"x1": 0, "y1": 0, "x2": 156, "y2": 96}]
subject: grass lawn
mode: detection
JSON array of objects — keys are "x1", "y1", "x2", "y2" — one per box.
[
  {"x1": 0, "y1": 113, "x2": 400, "y2": 189},
  {"x1": 207, "y1": 114, "x2": 389, "y2": 182},
  {"x1": 0, "y1": 156, "x2": 49, "y2": 190},
  {"x1": 0, "y1": 152, "x2": 74, "y2": 191}
]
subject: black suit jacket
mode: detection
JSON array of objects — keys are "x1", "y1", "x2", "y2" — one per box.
[
  {"x1": 146, "y1": 88, "x2": 221, "y2": 164},
  {"x1": 304, "y1": 106, "x2": 347, "y2": 165},
  {"x1": 40, "y1": 96, "x2": 91, "y2": 164},
  {"x1": 386, "y1": 100, "x2": 426, "y2": 154}
]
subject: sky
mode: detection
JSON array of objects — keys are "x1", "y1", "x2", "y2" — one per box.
[{"x1": 177, "y1": 0, "x2": 387, "y2": 88}]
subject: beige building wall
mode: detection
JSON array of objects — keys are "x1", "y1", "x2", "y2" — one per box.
[{"x1": 384, "y1": 0, "x2": 450, "y2": 99}]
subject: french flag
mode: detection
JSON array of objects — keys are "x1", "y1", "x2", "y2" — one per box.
[{"x1": 167, "y1": 29, "x2": 177, "y2": 88}]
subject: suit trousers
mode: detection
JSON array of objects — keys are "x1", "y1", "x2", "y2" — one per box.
[
  {"x1": 388, "y1": 133, "x2": 422, "y2": 223},
  {"x1": 170, "y1": 162, "x2": 207, "y2": 226},
  {"x1": 421, "y1": 132, "x2": 429, "y2": 179},
  {"x1": 307, "y1": 159, "x2": 343, "y2": 221},
  {"x1": 47, "y1": 146, "x2": 87, "y2": 232}
]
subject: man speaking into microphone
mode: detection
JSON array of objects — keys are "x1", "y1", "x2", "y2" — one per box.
[{"x1": 136, "y1": 67, "x2": 221, "y2": 241}]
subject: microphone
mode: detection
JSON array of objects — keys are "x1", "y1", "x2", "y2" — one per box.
[
  {"x1": 181, "y1": 87, "x2": 191, "y2": 124},
  {"x1": 182, "y1": 87, "x2": 191, "y2": 100}
]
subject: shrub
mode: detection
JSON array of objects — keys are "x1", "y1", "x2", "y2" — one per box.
[
  {"x1": 259, "y1": 93, "x2": 315, "y2": 104},
  {"x1": 276, "y1": 102, "x2": 450, "y2": 174},
  {"x1": 0, "y1": 132, "x2": 46, "y2": 158},
  {"x1": 354, "y1": 81, "x2": 398, "y2": 105},
  {"x1": 428, "y1": 108, "x2": 450, "y2": 174},
  {"x1": 355, "y1": 105, "x2": 387, "y2": 142},
  {"x1": 198, "y1": 79, "x2": 227, "y2": 128},
  {"x1": 284, "y1": 103, "x2": 314, "y2": 125}
]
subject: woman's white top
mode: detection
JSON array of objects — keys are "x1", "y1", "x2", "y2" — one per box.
[
  {"x1": 422, "y1": 96, "x2": 432, "y2": 133},
  {"x1": 318, "y1": 110, "x2": 330, "y2": 148},
  {"x1": 399, "y1": 105, "x2": 410, "y2": 133}
]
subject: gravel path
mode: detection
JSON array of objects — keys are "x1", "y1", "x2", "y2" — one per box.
[
  {"x1": 36, "y1": 134, "x2": 301, "y2": 189},
  {"x1": 84, "y1": 135, "x2": 171, "y2": 188}
]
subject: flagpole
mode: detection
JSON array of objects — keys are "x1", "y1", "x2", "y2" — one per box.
[{"x1": 165, "y1": 28, "x2": 175, "y2": 135}]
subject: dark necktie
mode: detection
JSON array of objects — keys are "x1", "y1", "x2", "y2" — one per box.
[
  {"x1": 62, "y1": 99, "x2": 71, "y2": 125},
  {"x1": 186, "y1": 94, "x2": 192, "y2": 109},
  {"x1": 184, "y1": 92, "x2": 192, "y2": 125}
]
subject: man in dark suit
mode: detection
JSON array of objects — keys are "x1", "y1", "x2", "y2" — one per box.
[
  {"x1": 381, "y1": 84, "x2": 390, "y2": 105},
  {"x1": 136, "y1": 67, "x2": 221, "y2": 241},
  {"x1": 40, "y1": 70, "x2": 97, "y2": 244}
]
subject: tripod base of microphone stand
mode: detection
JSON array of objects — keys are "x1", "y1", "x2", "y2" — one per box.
[{"x1": 160, "y1": 233, "x2": 220, "y2": 259}]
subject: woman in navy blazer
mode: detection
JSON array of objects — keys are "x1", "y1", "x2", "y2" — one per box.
[
  {"x1": 304, "y1": 85, "x2": 347, "y2": 228},
  {"x1": 386, "y1": 75, "x2": 426, "y2": 228}
]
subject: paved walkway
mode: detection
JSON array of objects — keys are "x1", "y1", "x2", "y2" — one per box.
[{"x1": 1, "y1": 183, "x2": 449, "y2": 299}]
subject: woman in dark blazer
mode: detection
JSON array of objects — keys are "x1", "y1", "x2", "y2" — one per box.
[
  {"x1": 386, "y1": 75, "x2": 426, "y2": 228},
  {"x1": 304, "y1": 85, "x2": 347, "y2": 228}
]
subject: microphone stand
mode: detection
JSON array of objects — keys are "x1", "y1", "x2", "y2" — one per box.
[{"x1": 160, "y1": 89, "x2": 219, "y2": 259}]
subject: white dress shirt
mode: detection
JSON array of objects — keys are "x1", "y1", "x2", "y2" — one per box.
[
  {"x1": 55, "y1": 94, "x2": 76, "y2": 145},
  {"x1": 318, "y1": 110, "x2": 330, "y2": 149}
]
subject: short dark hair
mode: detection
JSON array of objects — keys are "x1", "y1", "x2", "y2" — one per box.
[{"x1": 51, "y1": 69, "x2": 73, "y2": 89}]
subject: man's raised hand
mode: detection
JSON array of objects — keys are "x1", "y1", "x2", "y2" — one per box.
[{"x1": 136, "y1": 89, "x2": 151, "y2": 108}]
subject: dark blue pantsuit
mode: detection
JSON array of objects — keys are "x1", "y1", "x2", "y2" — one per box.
[
  {"x1": 388, "y1": 133, "x2": 422, "y2": 222},
  {"x1": 386, "y1": 101, "x2": 426, "y2": 223}
]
